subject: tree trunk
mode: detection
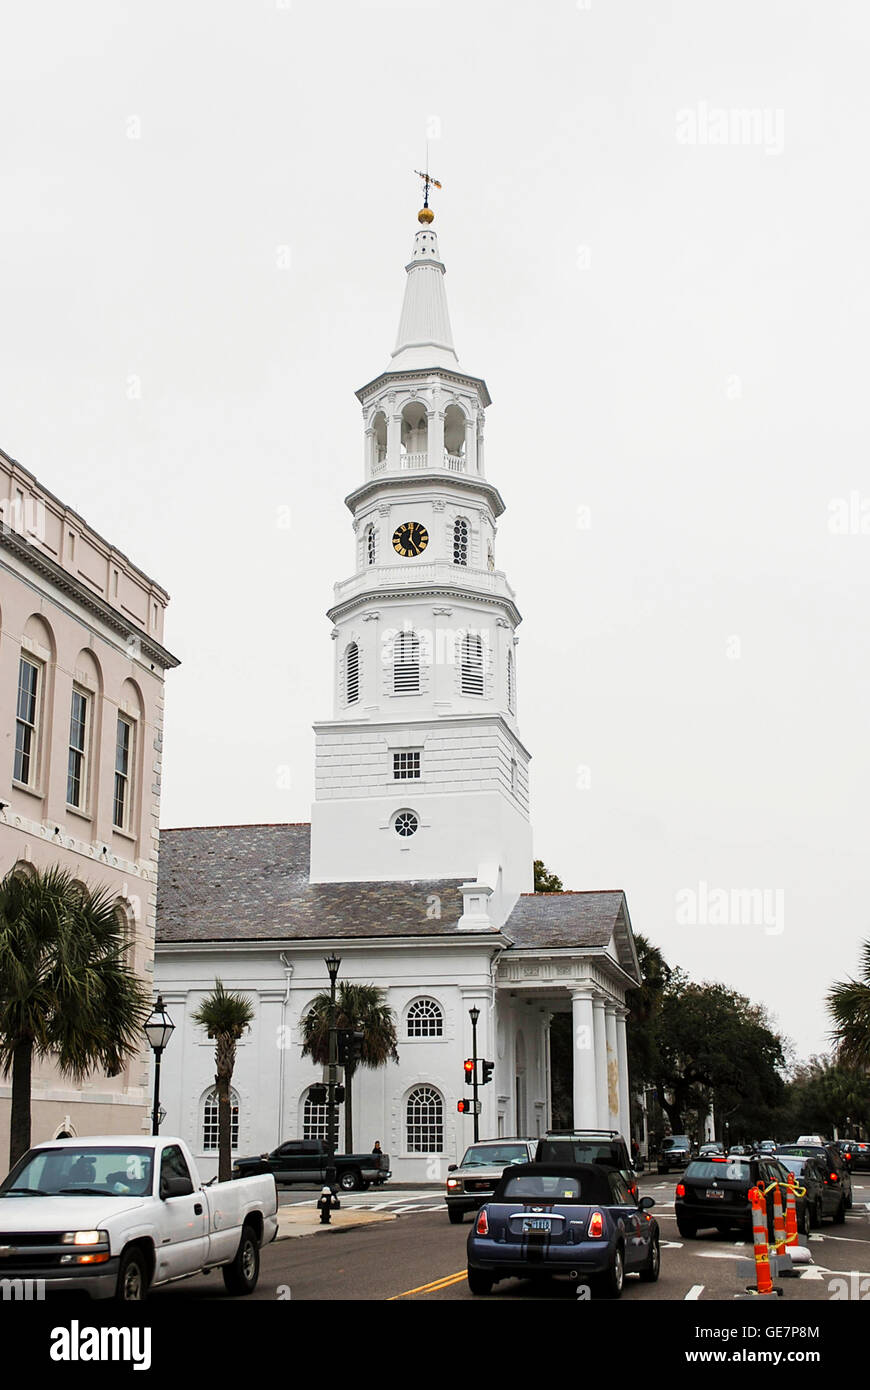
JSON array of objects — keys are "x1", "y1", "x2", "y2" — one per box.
[
  {"x1": 9, "y1": 1037, "x2": 33, "y2": 1170},
  {"x1": 217, "y1": 1070, "x2": 231, "y2": 1182}
]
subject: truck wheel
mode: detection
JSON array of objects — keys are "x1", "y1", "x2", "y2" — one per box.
[
  {"x1": 222, "y1": 1223, "x2": 260, "y2": 1296},
  {"x1": 338, "y1": 1169, "x2": 361, "y2": 1192},
  {"x1": 448, "y1": 1207, "x2": 464, "y2": 1224},
  {"x1": 116, "y1": 1246, "x2": 149, "y2": 1302}
]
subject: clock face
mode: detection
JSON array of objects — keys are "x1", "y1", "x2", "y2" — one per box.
[{"x1": 392, "y1": 521, "x2": 429, "y2": 558}]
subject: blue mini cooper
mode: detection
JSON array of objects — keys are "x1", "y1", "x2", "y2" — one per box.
[{"x1": 466, "y1": 1162, "x2": 659, "y2": 1298}]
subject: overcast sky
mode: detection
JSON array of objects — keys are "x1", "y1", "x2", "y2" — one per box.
[{"x1": 2, "y1": 1, "x2": 868, "y2": 1063}]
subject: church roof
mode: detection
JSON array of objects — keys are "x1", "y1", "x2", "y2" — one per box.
[
  {"x1": 156, "y1": 825, "x2": 639, "y2": 981},
  {"x1": 389, "y1": 221, "x2": 459, "y2": 373},
  {"x1": 156, "y1": 823, "x2": 466, "y2": 942}
]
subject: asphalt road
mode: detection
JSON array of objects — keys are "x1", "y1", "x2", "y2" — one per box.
[{"x1": 149, "y1": 1172, "x2": 870, "y2": 1304}]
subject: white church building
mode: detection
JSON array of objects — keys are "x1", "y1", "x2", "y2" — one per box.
[{"x1": 155, "y1": 195, "x2": 642, "y2": 1181}]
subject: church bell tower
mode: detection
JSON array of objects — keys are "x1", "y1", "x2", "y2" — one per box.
[{"x1": 309, "y1": 185, "x2": 533, "y2": 925}]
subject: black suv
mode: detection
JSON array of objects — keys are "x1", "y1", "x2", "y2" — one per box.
[
  {"x1": 535, "y1": 1130, "x2": 638, "y2": 1199},
  {"x1": 676, "y1": 1154, "x2": 813, "y2": 1239}
]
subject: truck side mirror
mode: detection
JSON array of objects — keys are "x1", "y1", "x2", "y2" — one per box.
[
  {"x1": 447, "y1": 1164, "x2": 457, "y2": 1172},
  {"x1": 161, "y1": 1175, "x2": 194, "y2": 1199}
]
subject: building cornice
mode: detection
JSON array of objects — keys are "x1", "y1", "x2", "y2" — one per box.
[
  {"x1": 354, "y1": 367, "x2": 492, "y2": 409},
  {"x1": 326, "y1": 578, "x2": 521, "y2": 629},
  {"x1": 0, "y1": 528, "x2": 180, "y2": 670},
  {"x1": 344, "y1": 471, "x2": 506, "y2": 520},
  {"x1": 155, "y1": 933, "x2": 514, "y2": 954},
  {"x1": 312, "y1": 710, "x2": 531, "y2": 762}
]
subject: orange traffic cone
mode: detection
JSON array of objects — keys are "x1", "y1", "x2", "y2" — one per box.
[
  {"x1": 772, "y1": 1182, "x2": 787, "y2": 1255},
  {"x1": 784, "y1": 1173, "x2": 799, "y2": 1248},
  {"x1": 750, "y1": 1184, "x2": 774, "y2": 1295}
]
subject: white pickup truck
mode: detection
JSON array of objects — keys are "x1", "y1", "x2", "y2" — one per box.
[{"x1": 0, "y1": 1134, "x2": 279, "y2": 1301}]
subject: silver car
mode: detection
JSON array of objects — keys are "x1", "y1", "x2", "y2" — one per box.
[{"x1": 445, "y1": 1139, "x2": 537, "y2": 1223}]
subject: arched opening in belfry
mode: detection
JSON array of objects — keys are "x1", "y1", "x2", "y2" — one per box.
[
  {"x1": 444, "y1": 403, "x2": 466, "y2": 465},
  {"x1": 400, "y1": 401, "x2": 428, "y2": 464},
  {"x1": 372, "y1": 410, "x2": 387, "y2": 466}
]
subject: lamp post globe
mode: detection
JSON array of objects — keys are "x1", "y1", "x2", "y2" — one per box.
[{"x1": 144, "y1": 995, "x2": 175, "y2": 1136}]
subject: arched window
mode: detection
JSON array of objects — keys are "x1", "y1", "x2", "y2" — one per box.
[
  {"x1": 406, "y1": 1086, "x2": 444, "y2": 1153},
  {"x1": 461, "y1": 633, "x2": 484, "y2": 696},
  {"x1": 407, "y1": 998, "x2": 444, "y2": 1038},
  {"x1": 202, "y1": 1087, "x2": 240, "y2": 1151},
  {"x1": 393, "y1": 630, "x2": 420, "y2": 693},
  {"x1": 366, "y1": 524, "x2": 377, "y2": 566},
  {"x1": 507, "y1": 648, "x2": 515, "y2": 712},
  {"x1": 453, "y1": 518, "x2": 469, "y2": 566},
  {"x1": 303, "y1": 1087, "x2": 333, "y2": 1141},
  {"x1": 345, "y1": 642, "x2": 359, "y2": 704}
]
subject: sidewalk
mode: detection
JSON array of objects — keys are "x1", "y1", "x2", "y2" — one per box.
[{"x1": 276, "y1": 1201, "x2": 398, "y2": 1240}]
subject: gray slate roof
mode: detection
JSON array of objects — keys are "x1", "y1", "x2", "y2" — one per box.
[{"x1": 156, "y1": 824, "x2": 639, "y2": 978}]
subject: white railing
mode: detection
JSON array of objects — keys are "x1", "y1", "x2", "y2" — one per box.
[
  {"x1": 369, "y1": 449, "x2": 468, "y2": 477},
  {"x1": 334, "y1": 561, "x2": 515, "y2": 605}
]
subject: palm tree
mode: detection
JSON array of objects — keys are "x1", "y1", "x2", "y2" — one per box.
[
  {"x1": 828, "y1": 942, "x2": 870, "y2": 1069},
  {"x1": 192, "y1": 980, "x2": 254, "y2": 1182},
  {"x1": 300, "y1": 982, "x2": 398, "y2": 1153},
  {"x1": 0, "y1": 865, "x2": 151, "y2": 1168}
]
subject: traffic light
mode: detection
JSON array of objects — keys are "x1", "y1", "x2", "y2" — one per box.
[
  {"x1": 457, "y1": 1099, "x2": 473, "y2": 1114},
  {"x1": 334, "y1": 1085, "x2": 346, "y2": 1104},
  {"x1": 308, "y1": 1084, "x2": 327, "y2": 1105},
  {"x1": 463, "y1": 1058, "x2": 475, "y2": 1084},
  {"x1": 481, "y1": 1060, "x2": 494, "y2": 1085},
  {"x1": 339, "y1": 1029, "x2": 365, "y2": 1066}
]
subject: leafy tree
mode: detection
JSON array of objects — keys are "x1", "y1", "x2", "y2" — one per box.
[
  {"x1": 534, "y1": 860, "x2": 563, "y2": 893},
  {"x1": 192, "y1": 980, "x2": 255, "y2": 1182},
  {"x1": 778, "y1": 1055, "x2": 870, "y2": 1136},
  {"x1": 651, "y1": 980, "x2": 786, "y2": 1137},
  {"x1": 625, "y1": 934, "x2": 672, "y2": 1089},
  {"x1": 0, "y1": 866, "x2": 150, "y2": 1168},
  {"x1": 828, "y1": 942, "x2": 870, "y2": 1069},
  {"x1": 300, "y1": 983, "x2": 398, "y2": 1152}
]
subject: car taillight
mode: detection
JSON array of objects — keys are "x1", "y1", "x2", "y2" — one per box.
[
  {"x1": 588, "y1": 1210, "x2": 604, "y2": 1238},
  {"x1": 476, "y1": 1209, "x2": 489, "y2": 1235},
  {"x1": 629, "y1": 1181, "x2": 638, "y2": 1200},
  {"x1": 675, "y1": 1182, "x2": 686, "y2": 1197},
  {"x1": 830, "y1": 1172, "x2": 839, "y2": 1182}
]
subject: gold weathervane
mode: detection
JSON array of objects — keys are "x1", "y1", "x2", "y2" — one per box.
[{"x1": 414, "y1": 168, "x2": 441, "y2": 224}]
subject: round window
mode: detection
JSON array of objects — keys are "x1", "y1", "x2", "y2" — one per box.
[{"x1": 394, "y1": 810, "x2": 419, "y2": 837}]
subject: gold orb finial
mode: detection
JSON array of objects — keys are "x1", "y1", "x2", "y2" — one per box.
[{"x1": 418, "y1": 206, "x2": 435, "y2": 224}]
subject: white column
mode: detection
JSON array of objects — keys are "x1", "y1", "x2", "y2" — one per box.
[
  {"x1": 571, "y1": 989, "x2": 597, "y2": 1128},
  {"x1": 615, "y1": 1007, "x2": 631, "y2": 1142},
  {"x1": 387, "y1": 405, "x2": 401, "y2": 470},
  {"x1": 428, "y1": 408, "x2": 444, "y2": 467},
  {"x1": 364, "y1": 427, "x2": 374, "y2": 475},
  {"x1": 464, "y1": 413, "x2": 477, "y2": 473},
  {"x1": 604, "y1": 1005, "x2": 619, "y2": 1129},
  {"x1": 592, "y1": 996, "x2": 609, "y2": 1128}
]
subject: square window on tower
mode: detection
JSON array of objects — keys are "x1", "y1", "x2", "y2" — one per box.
[{"x1": 393, "y1": 751, "x2": 421, "y2": 780}]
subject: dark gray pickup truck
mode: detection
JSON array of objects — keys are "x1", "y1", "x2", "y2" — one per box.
[{"x1": 232, "y1": 1140, "x2": 391, "y2": 1192}]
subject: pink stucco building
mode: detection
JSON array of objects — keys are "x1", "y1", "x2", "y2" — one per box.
[{"x1": 0, "y1": 445, "x2": 179, "y2": 1165}]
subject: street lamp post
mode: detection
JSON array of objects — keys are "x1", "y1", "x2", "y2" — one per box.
[
  {"x1": 469, "y1": 1007, "x2": 480, "y2": 1143},
  {"x1": 144, "y1": 996, "x2": 175, "y2": 1137},
  {"x1": 324, "y1": 954, "x2": 341, "y2": 1191}
]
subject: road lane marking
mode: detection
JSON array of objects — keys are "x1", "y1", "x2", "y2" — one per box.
[
  {"x1": 815, "y1": 1233, "x2": 870, "y2": 1244},
  {"x1": 685, "y1": 1285, "x2": 705, "y2": 1300},
  {"x1": 389, "y1": 1270, "x2": 467, "y2": 1299}
]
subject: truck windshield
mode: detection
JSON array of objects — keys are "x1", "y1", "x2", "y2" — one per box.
[
  {"x1": 460, "y1": 1144, "x2": 529, "y2": 1168},
  {"x1": 0, "y1": 1147, "x2": 154, "y2": 1197}
]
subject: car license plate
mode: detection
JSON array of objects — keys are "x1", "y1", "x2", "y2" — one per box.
[
  {"x1": 705, "y1": 1188, "x2": 725, "y2": 1199},
  {"x1": 522, "y1": 1217, "x2": 551, "y2": 1233}
]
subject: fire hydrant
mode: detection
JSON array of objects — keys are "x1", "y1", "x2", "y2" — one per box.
[{"x1": 317, "y1": 1186, "x2": 339, "y2": 1224}]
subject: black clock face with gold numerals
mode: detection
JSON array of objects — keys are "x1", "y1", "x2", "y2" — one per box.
[{"x1": 392, "y1": 521, "x2": 429, "y2": 558}]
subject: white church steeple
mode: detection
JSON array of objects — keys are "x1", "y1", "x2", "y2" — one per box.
[{"x1": 309, "y1": 192, "x2": 534, "y2": 921}]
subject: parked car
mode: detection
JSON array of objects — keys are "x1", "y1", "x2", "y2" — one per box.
[
  {"x1": 466, "y1": 1162, "x2": 659, "y2": 1298},
  {"x1": 776, "y1": 1143, "x2": 852, "y2": 1212},
  {"x1": 0, "y1": 1135, "x2": 278, "y2": 1300},
  {"x1": 445, "y1": 1139, "x2": 537, "y2": 1223},
  {"x1": 658, "y1": 1136, "x2": 692, "y2": 1174},
  {"x1": 675, "y1": 1154, "x2": 812, "y2": 1240},
  {"x1": 232, "y1": 1138, "x2": 390, "y2": 1192},
  {"x1": 775, "y1": 1154, "x2": 845, "y2": 1227},
  {"x1": 536, "y1": 1130, "x2": 638, "y2": 1199}
]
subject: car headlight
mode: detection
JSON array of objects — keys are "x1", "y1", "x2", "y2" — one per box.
[
  {"x1": 60, "y1": 1230, "x2": 104, "y2": 1245},
  {"x1": 446, "y1": 1179, "x2": 461, "y2": 1189}
]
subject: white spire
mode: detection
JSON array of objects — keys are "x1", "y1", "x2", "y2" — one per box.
[{"x1": 390, "y1": 218, "x2": 458, "y2": 372}]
